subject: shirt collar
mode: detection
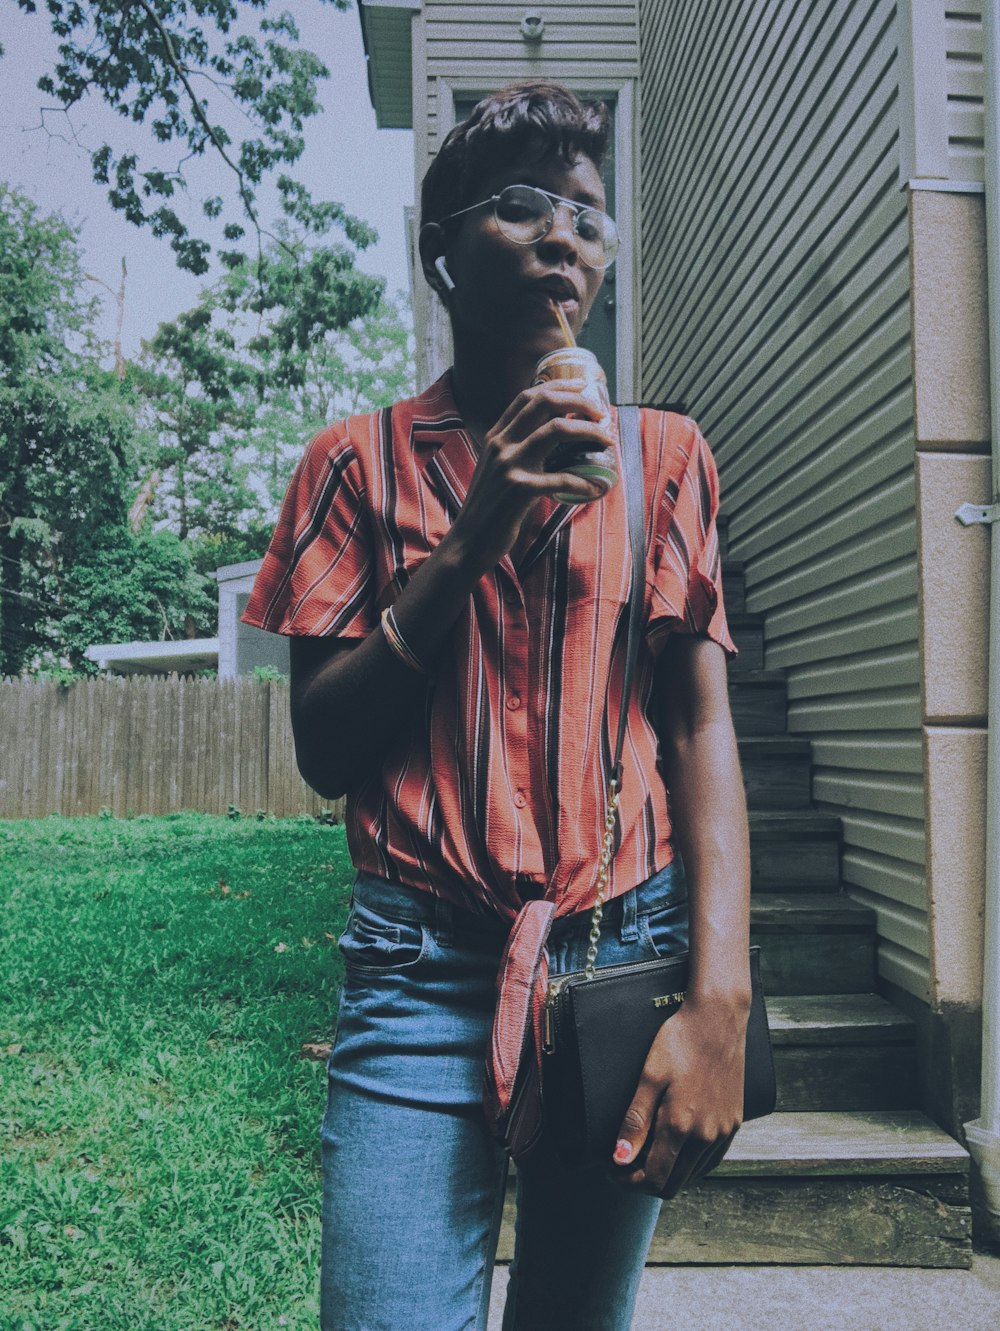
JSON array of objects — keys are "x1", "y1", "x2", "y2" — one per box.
[
  {"x1": 407, "y1": 369, "x2": 467, "y2": 453},
  {"x1": 405, "y1": 368, "x2": 589, "y2": 579}
]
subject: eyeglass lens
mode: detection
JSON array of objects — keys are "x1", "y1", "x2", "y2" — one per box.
[{"x1": 494, "y1": 186, "x2": 618, "y2": 268}]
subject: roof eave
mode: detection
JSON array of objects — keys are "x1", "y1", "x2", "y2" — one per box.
[{"x1": 358, "y1": 0, "x2": 420, "y2": 130}]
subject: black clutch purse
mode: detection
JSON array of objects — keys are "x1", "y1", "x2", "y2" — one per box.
[{"x1": 542, "y1": 945, "x2": 776, "y2": 1170}]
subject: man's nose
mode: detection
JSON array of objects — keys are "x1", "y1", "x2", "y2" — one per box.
[{"x1": 539, "y1": 203, "x2": 579, "y2": 257}]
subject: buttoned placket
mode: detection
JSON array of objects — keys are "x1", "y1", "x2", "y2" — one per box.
[
  {"x1": 412, "y1": 384, "x2": 591, "y2": 894},
  {"x1": 495, "y1": 563, "x2": 555, "y2": 883}
]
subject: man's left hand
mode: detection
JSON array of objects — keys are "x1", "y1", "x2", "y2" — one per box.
[{"x1": 611, "y1": 991, "x2": 748, "y2": 1198}]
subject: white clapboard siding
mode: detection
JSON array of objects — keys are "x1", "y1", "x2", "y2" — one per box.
[
  {"x1": 419, "y1": 0, "x2": 639, "y2": 151},
  {"x1": 639, "y1": 0, "x2": 928, "y2": 999},
  {"x1": 945, "y1": 1, "x2": 985, "y2": 182}
]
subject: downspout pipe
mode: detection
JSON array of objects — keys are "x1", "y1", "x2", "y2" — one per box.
[{"x1": 964, "y1": 0, "x2": 1000, "y2": 1237}]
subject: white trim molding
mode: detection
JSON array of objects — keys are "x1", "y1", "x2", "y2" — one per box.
[
  {"x1": 906, "y1": 178, "x2": 986, "y2": 194},
  {"x1": 897, "y1": 0, "x2": 950, "y2": 184}
]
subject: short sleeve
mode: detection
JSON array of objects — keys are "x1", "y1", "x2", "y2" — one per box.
[
  {"x1": 241, "y1": 425, "x2": 376, "y2": 639},
  {"x1": 646, "y1": 420, "x2": 737, "y2": 660}
]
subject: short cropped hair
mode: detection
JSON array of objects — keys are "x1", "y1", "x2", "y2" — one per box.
[{"x1": 420, "y1": 82, "x2": 611, "y2": 233}]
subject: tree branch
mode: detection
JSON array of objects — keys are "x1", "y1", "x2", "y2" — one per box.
[{"x1": 130, "y1": 0, "x2": 263, "y2": 249}]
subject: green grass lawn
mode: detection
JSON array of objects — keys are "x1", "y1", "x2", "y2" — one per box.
[{"x1": 0, "y1": 813, "x2": 356, "y2": 1331}]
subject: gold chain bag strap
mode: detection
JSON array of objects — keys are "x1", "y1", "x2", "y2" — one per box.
[{"x1": 540, "y1": 405, "x2": 777, "y2": 1178}]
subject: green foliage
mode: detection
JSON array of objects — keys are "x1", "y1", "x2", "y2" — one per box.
[
  {"x1": 136, "y1": 224, "x2": 412, "y2": 532},
  {"x1": 131, "y1": 303, "x2": 261, "y2": 542},
  {"x1": 0, "y1": 186, "x2": 140, "y2": 673},
  {"x1": 59, "y1": 528, "x2": 217, "y2": 661},
  {"x1": 0, "y1": 814, "x2": 354, "y2": 1329},
  {"x1": 251, "y1": 663, "x2": 287, "y2": 682},
  {"x1": 0, "y1": 185, "x2": 97, "y2": 374},
  {"x1": 187, "y1": 523, "x2": 277, "y2": 578},
  {"x1": 14, "y1": 0, "x2": 357, "y2": 279},
  {"x1": 0, "y1": 175, "x2": 413, "y2": 675},
  {"x1": 0, "y1": 185, "x2": 220, "y2": 673},
  {"x1": 28, "y1": 663, "x2": 80, "y2": 688},
  {"x1": 219, "y1": 223, "x2": 383, "y2": 372},
  {"x1": 240, "y1": 287, "x2": 416, "y2": 515}
]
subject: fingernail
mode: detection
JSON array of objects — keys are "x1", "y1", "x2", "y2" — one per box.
[{"x1": 614, "y1": 1139, "x2": 633, "y2": 1165}]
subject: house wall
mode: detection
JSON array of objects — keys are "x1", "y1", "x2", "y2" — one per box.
[
  {"x1": 410, "y1": 0, "x2": 640, "y2": 388},
  {"x1": 418, "y1": 0, "x2": 639, "y2": 151},
  {"x1": 637, "y1": 0, "x2": 928, "y2": 997}
]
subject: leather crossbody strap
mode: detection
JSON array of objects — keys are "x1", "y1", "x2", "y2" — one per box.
[
  {"x1": 610, "y1": 405, "x2": 647, "y2": 788},
  {"x1": 582, "y1": 404, "x2": 647, "y2": 977}
]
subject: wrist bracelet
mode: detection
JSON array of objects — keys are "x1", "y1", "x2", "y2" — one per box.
[{"x1": 380, "y1": 606, "x2": 428, "y2": 676}]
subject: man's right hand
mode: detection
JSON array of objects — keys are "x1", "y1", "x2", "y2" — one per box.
[{"x1": 447, "y1": 380, "x2": 617, "y2": 576}]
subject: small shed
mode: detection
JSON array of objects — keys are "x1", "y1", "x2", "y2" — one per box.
[
  {"x1": 84, "y1": 560, "x2": 287, "y2": 680},
  {"x1": 214, "y1": 560, "x2": 289, "y2": 680}
]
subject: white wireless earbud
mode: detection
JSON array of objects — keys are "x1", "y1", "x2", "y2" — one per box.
[{"x1": 434, "y1": 255, "x2": 456, "y2": 293}]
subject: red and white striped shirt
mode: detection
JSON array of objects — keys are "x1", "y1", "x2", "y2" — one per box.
[{"x1": 243, "y1": 372, "x2": 735, "y2": 920}]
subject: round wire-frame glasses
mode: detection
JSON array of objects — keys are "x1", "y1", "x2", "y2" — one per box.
[{"x1": 438, "y1": 183, "x2": 619, "y2": 270}]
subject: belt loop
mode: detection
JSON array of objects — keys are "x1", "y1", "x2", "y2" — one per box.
[
  {"x1": 435, "y1": 896, "x2": 454, "y2": 947},
  {"x1": 619, "y1": 887, "x2": 639, "y2": 943}
]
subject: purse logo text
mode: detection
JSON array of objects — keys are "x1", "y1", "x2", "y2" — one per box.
[{"x1": 652, "y1": 991, "x2": 686, "y2": 1009}]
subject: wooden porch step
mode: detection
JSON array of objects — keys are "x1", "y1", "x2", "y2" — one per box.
[
  {"x1": 729, "y1": 670, "x2": 787, "y2": 736},
  {"x1": 739, "y1": 736, "x2": 813, "y2": 809},
  {"x1": 768, "y1": 995, "x2": 918, "y2": 1111},
  {"x1": 751, "y1": 894, "x2": 876, "y2": 994},
  {"x1": 727, "y1": 612, "x2": 765, "y2": 672},
  {"x1": 498, "y1": 1113, "x2": 970, "y2": 1267},
  {"x1": 748, "y1": 811, "x2": 842, "y2": 891},
  {"x1": 643, "y1": 1111, "x2": 972, "y2": 1267}
]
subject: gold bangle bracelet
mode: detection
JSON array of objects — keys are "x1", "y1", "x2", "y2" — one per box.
[{"x1": 380, "y1": 606, "x2": 427, "y2": 675}]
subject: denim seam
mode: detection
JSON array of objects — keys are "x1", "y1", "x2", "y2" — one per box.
[{"x1": 472, "y1": 1153, "x2": 509, "y2": 1331}]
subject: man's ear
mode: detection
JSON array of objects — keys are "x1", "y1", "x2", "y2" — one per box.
[{"x1": 418, "y1": 222, "x2": 452, "y2": 299}]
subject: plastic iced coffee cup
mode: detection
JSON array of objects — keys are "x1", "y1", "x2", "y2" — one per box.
[{"x1": 532, "y1": 347, "x2": 618, "y2": 504}]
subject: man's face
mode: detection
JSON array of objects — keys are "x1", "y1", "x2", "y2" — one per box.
[{"x1": 441, "y1": 152, "x2": 608, "y2": 363}]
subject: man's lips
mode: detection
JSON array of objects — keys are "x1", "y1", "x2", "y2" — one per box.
[{"x1": 534, "y1": 276, "x2": 581, "y2": 305}]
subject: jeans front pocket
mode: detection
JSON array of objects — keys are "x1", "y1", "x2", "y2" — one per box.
[
  {"x1": 637, "y1": 895, "x2": 690, "y2": 961},
  {"x1": 339, "y1": 900, "x2": 429, "y2": 976}
]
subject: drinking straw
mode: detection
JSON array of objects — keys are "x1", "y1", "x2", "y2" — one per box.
[{"x1": 550, "y1": 298, "x2": 576, "y2": 347}]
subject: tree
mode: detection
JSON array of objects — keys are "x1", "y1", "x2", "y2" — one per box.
[
  {"x1": 59, "y1": 528, "x2": 215, "y2": 660},
  {"x1": 131, "y1": 302, "x2": 259, "y2": 542},
  {"x1": 209, "y1": 226, "x2": 412, "y2": 514},
  {"x1": 10, "y1": 0, "x2": 364, "y2": 278},
  {"x1": 0, "y1": 185, "x2": 120, "y2": 672},
  {"x1": 0, "y1": 184, "x2": 212, "y2": 674},
  {"x1": 135, "y1": 225, "x2": 411, "y2": 535},
  {"x1": 241, "y1": 290, "x2": 415, "y2": 514}
]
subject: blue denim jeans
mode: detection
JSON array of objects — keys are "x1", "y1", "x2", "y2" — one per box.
[{"x1": 320, "y1": 862, "x2": 689, "y2": 1331}]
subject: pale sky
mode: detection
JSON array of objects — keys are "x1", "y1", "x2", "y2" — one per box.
[{"x1": 0, "y1": 1, "x2": 415, "y2": 357}]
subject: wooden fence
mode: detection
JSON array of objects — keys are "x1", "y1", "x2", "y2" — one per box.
[{"x1": 0, "y1": 676, "x2": 345, "y2": 820}]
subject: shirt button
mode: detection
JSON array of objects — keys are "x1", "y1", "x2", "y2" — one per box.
[
  {"x1": 506, "y1": 695, "x2": 521, "y2": 711},
  {"x1": 514, "y1": 789, "x2": 527, "y2": 808}
]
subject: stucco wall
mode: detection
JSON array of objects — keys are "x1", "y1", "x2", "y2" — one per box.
[{"x1": 911, "y1": 189, "x2": 991, "y2": 1009}]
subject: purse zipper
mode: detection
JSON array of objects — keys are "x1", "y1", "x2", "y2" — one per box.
[{"x1": 543, "y1": 978, "x2": 566, "y2": 1055}]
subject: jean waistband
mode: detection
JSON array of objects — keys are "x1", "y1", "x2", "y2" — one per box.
[{"x1": 351, "y1": 859, "x2": 685, "y2": 940}]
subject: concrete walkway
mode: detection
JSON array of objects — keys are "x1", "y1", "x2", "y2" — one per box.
[{"x1": 487, "y1": 1254, "x2": 1000, "y2": 1330}]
